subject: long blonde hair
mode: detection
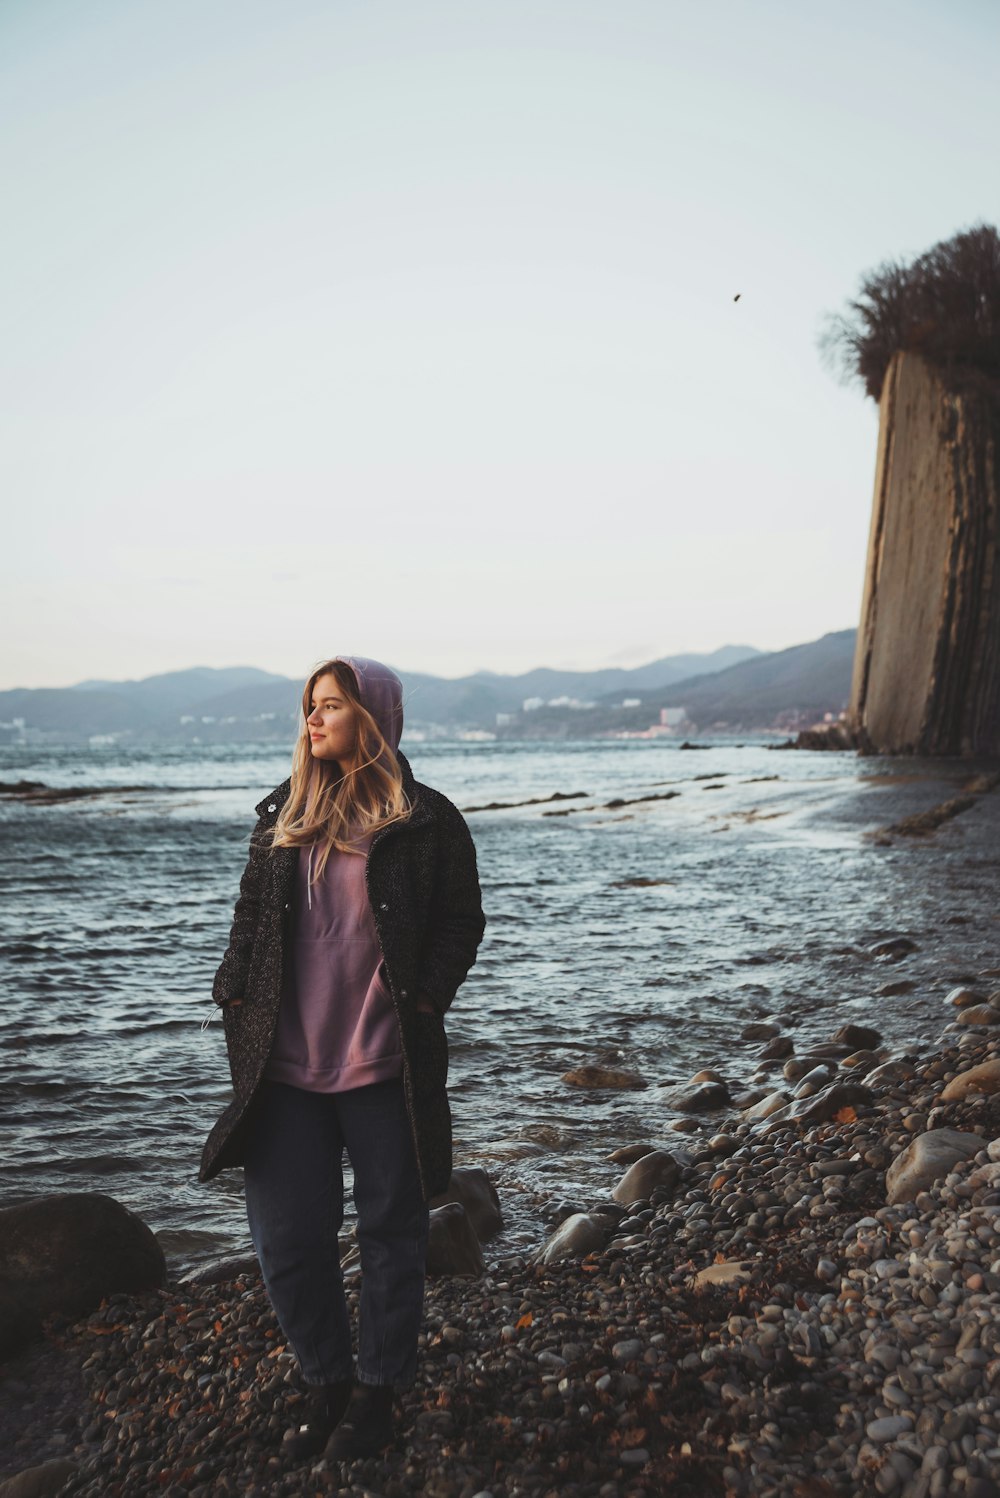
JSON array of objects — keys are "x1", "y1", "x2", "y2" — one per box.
[{"x1": 270, "y1": 659, "x2": 411, "y2": 881}]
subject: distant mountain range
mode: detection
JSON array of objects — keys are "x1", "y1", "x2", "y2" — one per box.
[
  {"x1": 0, "y1": 633, "x2": 856, "y2": 743},
  {"x1": 509, "y1": 629, "x2": 857, "y2": 737}
]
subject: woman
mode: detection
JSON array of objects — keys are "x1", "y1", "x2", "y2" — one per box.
[{"x1": 200, "y1": 655, "x2": 485, "y2": 1463}]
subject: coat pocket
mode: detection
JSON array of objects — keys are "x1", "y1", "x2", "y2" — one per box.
[{"x1": 411, "y1": 1012, "x2": 449, "y2": 1099}]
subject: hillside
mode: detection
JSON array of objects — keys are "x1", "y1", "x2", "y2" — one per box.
[
  {"x1": 0, "y1": 646, "x2": 761, "y2": 743},
  {"x1": 655, "y1": 628, "x2": 856, "y2": 724},
  {"x1": 501, "y1": 629, "x2": 856, "y2": 737}
]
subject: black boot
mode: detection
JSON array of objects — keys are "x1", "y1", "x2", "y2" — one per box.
[
  {"x1": 282, "y1": 1378, "x2": 354, "y2": 1461},
  {"x1": 323, "y1": 1383, "x2": 395, "y2": 1461}
]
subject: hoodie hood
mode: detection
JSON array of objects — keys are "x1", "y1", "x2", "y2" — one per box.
[{"x1": 334, "y1": 655, "x2": 404, "y2": 754}]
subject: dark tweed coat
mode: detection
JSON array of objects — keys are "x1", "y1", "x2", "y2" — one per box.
[{"x1": 199, "y1": 752, "x2": 485, "y2": 1199}]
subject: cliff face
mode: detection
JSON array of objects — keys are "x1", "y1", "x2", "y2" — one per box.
[{"x1": 849, "y1": 351, "x2": 1000, "y2": 756}]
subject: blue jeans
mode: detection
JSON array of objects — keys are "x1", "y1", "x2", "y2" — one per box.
[{"x1": 243, "y1": 1078, "x2": 430, "y2": 1388}]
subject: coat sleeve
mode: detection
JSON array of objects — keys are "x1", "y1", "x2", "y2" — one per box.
[
  {"x1": 416, "y1": 803, "x2": 486, "y2": 1018},
  {"x1": 211, "y1": 817, "x2": 270, "y2": 1005}
]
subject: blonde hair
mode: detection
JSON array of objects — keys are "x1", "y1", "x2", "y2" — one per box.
[{"x1": 270, "y1": 659, "x2": 411, "y2": 881}]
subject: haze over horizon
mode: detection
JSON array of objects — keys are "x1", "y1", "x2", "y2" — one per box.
[{"x1": 2, "y1": 0, "x2": 997, "y2": 691}]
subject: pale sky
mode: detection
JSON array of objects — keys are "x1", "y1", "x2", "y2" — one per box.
[{"x1": 2, "y1": 0, "x2": 997, "y2": 689}]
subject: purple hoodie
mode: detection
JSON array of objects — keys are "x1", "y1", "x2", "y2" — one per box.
[
  {"x1": 263, "y1": 656, "x2": 406, "y2": 1094},
  {"x1": 335, "y1": 655, "x2": 404, "y2": 758}
]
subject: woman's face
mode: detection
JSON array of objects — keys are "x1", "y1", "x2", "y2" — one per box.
[{"x1": 305, "y1": 672, "x2": 359, "y2": 767}]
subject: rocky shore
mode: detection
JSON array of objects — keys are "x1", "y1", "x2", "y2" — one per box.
[{"x1": 6, "y1": 991, "x2": 1000, "y2": 1497}]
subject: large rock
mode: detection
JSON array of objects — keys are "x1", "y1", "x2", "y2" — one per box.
[
  {"x1": 0, "y1": 1193, "x2": 166, "y2": 1358},
  {"x1": 956, "y1": 1004, "x2": 1000, "y2": 1027},
  {"x1": 886, "y1": 1128, "x2": 984, "y2": 1205},
  {"x1": 425, "y1": 1202, "x2": 484, "y2": 1277},
  {"x1": 429, "y1": 1167, "x2": 503, "y2": 1243},
  {"x1": 612, "y1": 1150, "x2": 679, "y2": 1204},
  {"x1": 865, "y1": 1059, "x2": 917, "y2": 1087},
  {"x1": 535, "y1": 1213, "x2": 607, "y2": 1265},
  {"x1": 841, "y1": 1050, "x2": 882, "y2": 1072},
  {"x1": 743, "y1": 1090, "x2": 791, "y2": 1121},
  {"x1": 832, "y1": 1023, "x2": 882, "y2": 1050},
  {"x1": 0, "y1": 1460, "x2": 78, "y2": 1498},
  {"x1": 561, "y1": 1066, "x2": 647, "y2": 1090},
  {"x1": 658, "y1": 1081, "x2": 729, "y2": 1112},
  {"x1": 939, "y1": 1060, "x2": 1000, "y2": 1101},
  {"x1": 179, "y1": 1253, "x2": 260, "y2": 1286},
  {"x1": 740, "y1": 1022, "x2": 781, "y2": 1042},
  {"x1": 794, "y1": 1064, "x2": 837, "y2": 1097},
  {"x1": 801, "y1": 1043, "x2": 855, "y2": 1061},
  {"x1": 878, "y1": 978, "x2": 915, "y2": 996},
  {"x1": 789, "y1": 1082, "x2": 873, "y2": 1125},
  {"x1": 607, "y1": 1143, "x2": 655, "y2": 1165},
  {"x1": 868, "y1": 937, "x2": 917, "y2": 960}
]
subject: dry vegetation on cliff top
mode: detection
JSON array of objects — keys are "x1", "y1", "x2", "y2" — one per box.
[{"x1": 823, "y1": 223, "x2": 1000, "y2": 402}]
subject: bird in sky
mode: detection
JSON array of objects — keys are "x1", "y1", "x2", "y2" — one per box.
[{"x1": 733, "y1": 293, "x2": 741, "y2": 302}]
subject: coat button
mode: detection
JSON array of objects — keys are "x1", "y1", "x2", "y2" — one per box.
[
  {"x1": 268, "y1": 804, "x2": 276, "y2": 813},
  {"x1": 400, "y1": 989, "x2": 408, "y2": 998},
  {"x1": 284, "y1": 902, "x2": 291, "y2": 911},
  {"x1": 380, "y1": 902, "x2": 389, "y2": 911}
]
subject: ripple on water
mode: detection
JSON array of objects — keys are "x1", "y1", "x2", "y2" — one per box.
[{"x1": 3, "y1": 738, "x2": 1000, "y2": 1268}]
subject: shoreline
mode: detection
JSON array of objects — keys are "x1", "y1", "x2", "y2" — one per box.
[
  {"x1": 4, "y1": 743, "x2": 1000, "y2": 1279},
  {"x1": 5, "y1": 1002, "x2": 1000, "y2": 1496}
]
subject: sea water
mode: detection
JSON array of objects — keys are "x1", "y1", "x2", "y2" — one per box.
[{"x1": 2, "y1": 737, "x2": 998, "y2": 1271}]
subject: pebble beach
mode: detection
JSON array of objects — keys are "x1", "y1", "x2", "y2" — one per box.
[{"x1": 6, "y1": 992, "x2": 1000, "y2": 1498}]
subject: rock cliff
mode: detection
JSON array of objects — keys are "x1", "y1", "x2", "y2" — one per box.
[{"x1": 849, "y1": 351, "x2": 1000, "y2": 755}]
